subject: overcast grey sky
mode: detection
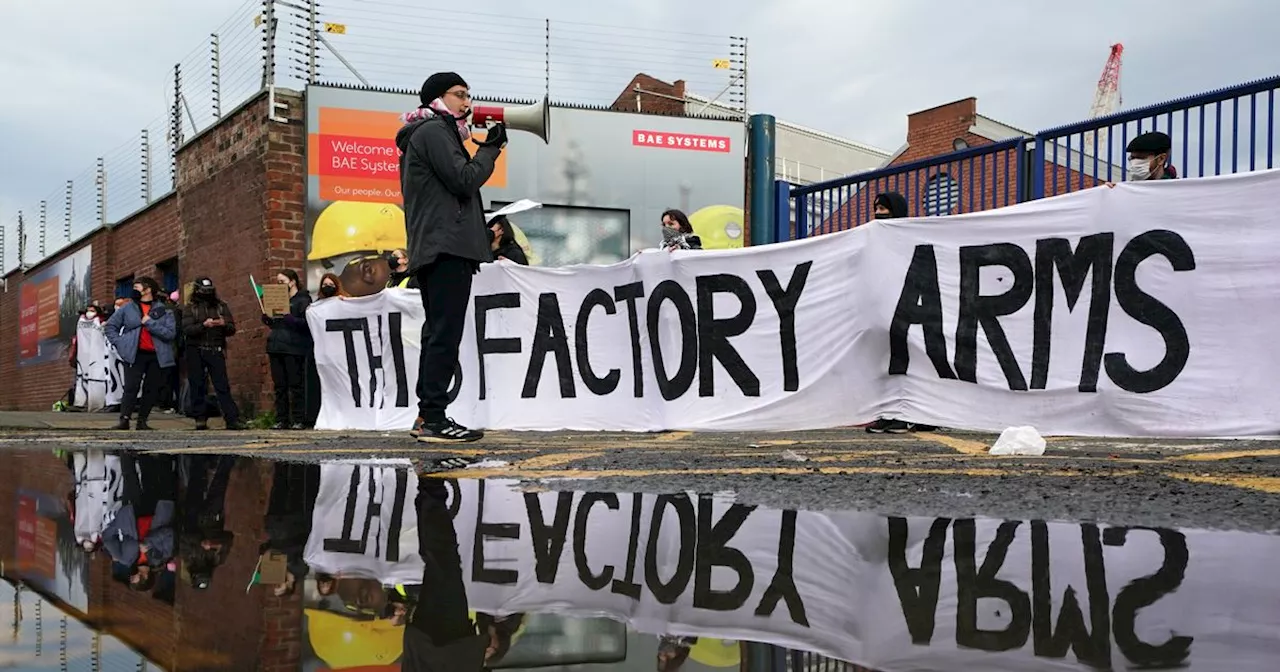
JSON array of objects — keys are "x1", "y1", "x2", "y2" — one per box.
[{"x1": 3, "y1": 0, "x2": 1279, "y2": 267}]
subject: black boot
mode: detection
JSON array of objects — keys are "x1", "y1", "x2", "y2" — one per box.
[
  {"x1": 136, "y1": 418, "x2": 153, "y2": 431},
  {"x1": 113, "y1": 416, "x2": 130, "y2": 430}
]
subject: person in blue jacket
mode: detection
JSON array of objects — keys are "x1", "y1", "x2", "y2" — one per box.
[{"x1": 106, "y1": 277, "x2": 178, "y2": 431}]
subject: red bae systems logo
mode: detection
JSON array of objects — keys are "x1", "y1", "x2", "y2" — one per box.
[{"x1": 632, "y1": 130, "x2": 732, "y2": 153}]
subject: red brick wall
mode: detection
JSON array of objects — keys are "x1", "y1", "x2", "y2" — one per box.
[
  {"x1": 610, "y1": 73, "x2": 688, "y2": 115},
  {"x1": 0, "y1": 89, "x2": 308, "y2": 414},
  {"x1": 812, "y1": 98, "x2": 1099, "y2": 235}
]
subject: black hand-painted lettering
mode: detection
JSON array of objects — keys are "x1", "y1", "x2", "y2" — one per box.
[
  {"x1": 889, "y1": 246, "x2": 956, "y2": 379},
  {"x1": 1030, "y1": 522, "x2": 1111, "y2": 665},
  {"x1": 524, "y1": 492, "x2": 574, "y2": 583},
  {"x1": 611, "y1": 492, "x2": 644, "y2": 600},
  {"x1": 472, "y1": 480, "x2": 520, "y2": 585},
  {"x1": 956, "y1": 244, "x2": 1034, "y2": 390},
  {"x1": 613, "y1": 282, "x2": 647, "y2": 397},
  {"x1": 646, "y1": 281, "x2": 698, "y2": 401},
  {"x1": 1031, "y1": 235, "x2": 1114, "y2": 392},
  {"x1": 364, "y1": 315, "x2": 381, "y2": 408},
  {"x1": 383, "y1": 468, "x2": 408, "y2": 562},
  {"x1": 387, "y1": 312, "x2": 410, "y2": 407},
  {"x1": 888, "y1": 517, "x2": 950, "y2": 644},
  {"x1": 755, "y1": 509, "x2": 808, "y2": 627},
  {"x1": 757, "y1": 262, "x2": 812, "y2": 391},
  {"x1": 323, "y1": 466, "x2": 382, "y2": 557},
  {"x1": 575, "y1": 289, "x2": 621, "y2": 395},
  {"x1": 954, "y1": 519, "x2": 1031, "y2": 651},
  {"x1": 474, "y1": 293, "x2": 522, "y2": 401},
  {"x1": 693, "y1": 494, "x2": 756, "y2": 611},
  {"x1": 522, "y1": 293, "x2": 577, "y2": 399},
  {"x1": 644, "y1": 494, "x2": 696, "y2": 604},
  {"x1": 326, "y1": 318, "x2": 368, "y2": 406},
  {"x1": 695, "y1": 275, "x2": 760, "y2": 397},
  {"x1": 574, "y1": 492, "x2": 619, "y2": 590},
  {"x1": 1104, "y1": 526, "x2": 1192, "y2": 667},
  {"x1": 1104, "y1": 231, "x2": 1195, "y2": 393}
]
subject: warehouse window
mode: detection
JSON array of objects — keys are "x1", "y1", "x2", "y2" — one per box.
[
  {"x1": 488, "y1": 203, "x2": 630, "y2": 266},
  {"x1": 922, "y1": 173, "x2": 961, "y2": 216}
]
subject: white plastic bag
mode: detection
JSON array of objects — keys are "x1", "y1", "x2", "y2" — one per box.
[{"x1": 989, "y1": 426, "x2": 1046, "y2": 456}]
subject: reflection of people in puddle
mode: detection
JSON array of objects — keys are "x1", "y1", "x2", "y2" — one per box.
[
  {"x1": 261, "y1": 461, "x2": 319, "y2": 597},
  {"x1": 101, "y1": 454, "x2": 178, "y2": 593},
  {"x1": 401, "y1": 478, "x2": 489, "y2": 670},
  {"x1": 181, "y1": 455, "x2": 237, "y2": 589},
  {"x1": 657, "y1": 634, "x2": 697, "y2": 671}
]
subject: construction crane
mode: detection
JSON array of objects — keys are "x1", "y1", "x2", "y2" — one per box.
[{"x1": 1083, "y1": 43, "x2": 1123, "y2": 156}]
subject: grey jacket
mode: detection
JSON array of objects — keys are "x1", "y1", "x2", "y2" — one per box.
[
  {"x1": 396, "y1": 115, "x2": 501, "y2": 269},
  {"x1": 105, "y1": 299, "x2": 178, "y2": 368},
  {"x1": 102, "y1": 499, "x2": 176, "y2": 567}
]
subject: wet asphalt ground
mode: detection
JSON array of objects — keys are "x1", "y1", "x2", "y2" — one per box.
[{"x1": 4, "y1": 412, "x2": 1278, "y2": 533}]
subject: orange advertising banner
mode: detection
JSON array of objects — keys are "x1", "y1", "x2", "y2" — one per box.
[
  {"x1": 309, "y1": 107, "x2": 507, "y2": 204},
  {"x1": 35, "y1": 278, "x2": 61, "y2": 340}
]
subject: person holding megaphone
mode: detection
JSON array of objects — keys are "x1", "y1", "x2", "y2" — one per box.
[{"x1": 396, "y1": 72, "x2": 507, "y2": 443}]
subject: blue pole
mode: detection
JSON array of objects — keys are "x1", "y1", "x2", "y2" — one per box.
[
  {"x1": 747, "y1": 113, "x2": 777, "y2": 245},
  {"x1": 773, "y1": 180, "x2": 791, "y2": 243}
]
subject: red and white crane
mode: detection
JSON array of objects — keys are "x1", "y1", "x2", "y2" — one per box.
[{"x1": 1083, "y1": 43, "x2": 1124, "y2": 153}]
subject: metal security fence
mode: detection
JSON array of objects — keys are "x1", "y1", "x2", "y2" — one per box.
[
  {"x1": 783, "y1": 74, "x2": 1280, "y2": 242},
  {"x1": 1035, "y1": 73, "x2": 1280, "y2": 198},
  {"x1": 744, "y1": 642, "x2": 878, "y2": 671},
  {"x1": 1, "y1": 0, "x2": 746, "y2": 276},
  {"x1": 789, "y1": 139, "x2": 1026, "y2": 240}
]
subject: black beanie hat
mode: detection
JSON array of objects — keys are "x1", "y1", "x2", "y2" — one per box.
[{"x1": 420, "y1": 72, "x2": 468, "y2": 106}]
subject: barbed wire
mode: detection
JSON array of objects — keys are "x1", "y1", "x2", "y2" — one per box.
[{"x1": 5, "y1": 0, "x2": 746, "y2": 275}]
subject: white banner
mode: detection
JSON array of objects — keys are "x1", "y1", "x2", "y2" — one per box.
[
  {"x1": 71, "y1": 450, "x2": 129, "y2": 546},
  {"x1": 73, "y1": 319, "x2": 108, "y2": 411},
  {"x1": 308, "y1": 170, "x2": 1280, "y2": 436},
  {"x1": 303, "y1": 460, "x2": 424, "y2": 585},
  {"x1": 304, "y1": 476, "x2": 1280, "y2": 671}
]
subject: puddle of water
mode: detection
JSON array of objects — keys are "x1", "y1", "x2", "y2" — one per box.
[{"x1": 0, "y1": 448, "x2": 1276, "y2": 671}]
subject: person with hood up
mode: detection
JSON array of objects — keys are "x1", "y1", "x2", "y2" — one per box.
[
  {"x1": 183, "y1": 277, "x2": 243, "y2": 430},
  {"x1": 396, "y1": 71, "x2": 507, "y2": 443},
  {"x1": 487, "y1": 214, "x2": 529, "y2": 265},
  {"x1": 106, "y1": 277, "x2": 178, "y2": 431},
  {"x1": 865, "y1": 192, "x2": 937, "y2": 435},
  {"x1": 261, "y1": 269, "x2": 314, "y2": 430}
]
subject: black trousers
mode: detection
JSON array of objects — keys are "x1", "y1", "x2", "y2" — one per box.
[
  {"x1": 188, "y1": 348, "x2": 239, "y2": 424},
  {"x1": 416, "y1": 255, "x2": 473, "y2": 422},
  {"x1": 269, "y1": 353, "x2": 306, "y2": 425},
  {"x1": 121, "y1": 350, "x2": 164, "y2": 422}
]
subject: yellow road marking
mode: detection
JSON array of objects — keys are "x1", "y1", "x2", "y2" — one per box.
[
  {"x1": 143, "y1": 441, "x2": 306, "y2": 454},
  {"x1": 1166, "y1": 473, "x2": 1280, "y2": 494},
  {"x1": 511, "y1": 451, "x2": 606, "y2": 469},
  {"x1": 428, "y1": 464, "x2": 1142, "y2": 481},
  {"x1": 918, "y1": 432, "x2": 990, "y2": 456}
]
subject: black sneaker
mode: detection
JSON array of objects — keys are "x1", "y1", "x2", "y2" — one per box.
[
  {"x1": 909, "y1": 423, "x2": 938, "y2": 433},
  {"x1": 135, "y1": 420, "x2": 153, "y2": 431},
  {"x1": 194, "y1": 420, "x2": 208, "y2": 431},
  {"x1": 271, "y1": 422, "x2": 287, "y2": 431},
  {"x1": 866, "y1": 418, "x2": 910, "y2": 434},
  {"x1": 416, "y1": 418, "x2": 483, "y2": 443},
  {"x1": 289, "y1": 423, "x2": 306, "y2": 431},
  {"x1": 415, "y1": 456, "x2": 478, "y2": 473},
  {"x1": 113, "y1": 417, "x2": 130, "y2": 431}
]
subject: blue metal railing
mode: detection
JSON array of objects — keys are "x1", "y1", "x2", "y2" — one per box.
[
  {"x1": 1034, "y1": 74, "x2": 1280, "y2": 198},
  {"x1": 787, "y1": 139, "x2": 1026, "y2": 240},
  {"x1": 778, "y1": 74, "x2": 1280, "y2": 241}
]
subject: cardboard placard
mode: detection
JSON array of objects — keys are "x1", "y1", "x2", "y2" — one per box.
[
  {"x1": 182, "y1": 282, "x2": 195, "y2": 306},
  {"x1": 258, "y1": 551, "x2": 288, "y2": 585},
  {"x1": 261, "y1": 284, "x2": 290, "y2": 316}
]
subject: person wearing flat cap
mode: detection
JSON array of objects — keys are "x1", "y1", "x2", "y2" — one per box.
[
  {"x1": 1125, "y1": 131, "x2": 1177, "y2": 182},
  {"x1": 395, "y1": 72, "x2": 507, "y2": 444}
]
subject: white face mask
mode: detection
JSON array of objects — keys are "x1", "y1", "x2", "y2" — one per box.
[{"x1": 1127, "y1": 157, "x2": 1153, "y2": 181}]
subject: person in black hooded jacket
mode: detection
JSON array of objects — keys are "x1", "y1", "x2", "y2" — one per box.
[
  {"x1": 395, "y1": 71, "x2": 507, "y2": 443},
  {"x1": 866, "y1": 192, "x2": 937, "y2": 435},
  {"x1": 261, "y1": 269, "x2": 313, "y2": 429},
  {"x1": 487, "y1": 215, "x2": 529, "y2": 266}
]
